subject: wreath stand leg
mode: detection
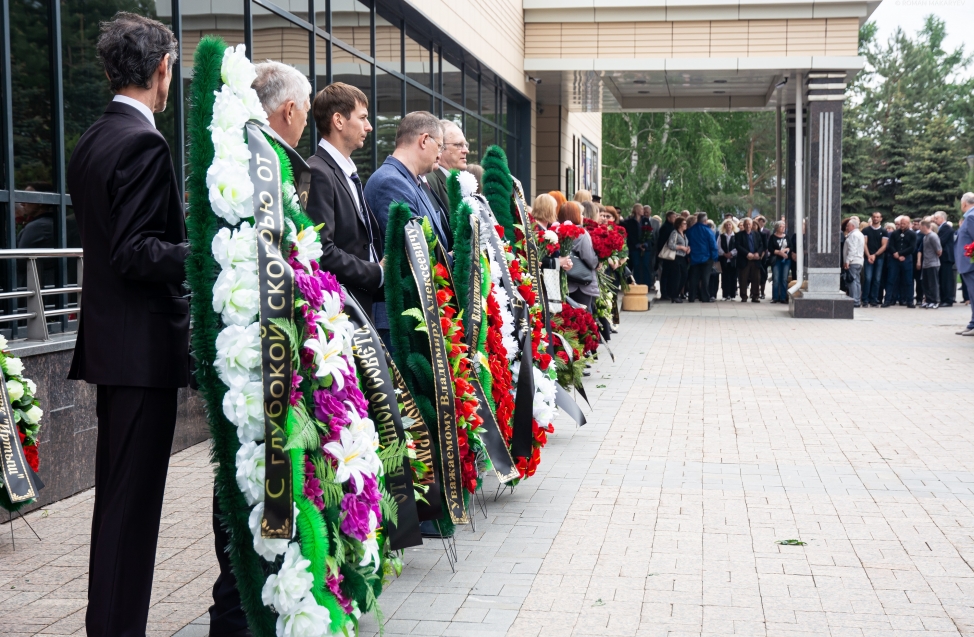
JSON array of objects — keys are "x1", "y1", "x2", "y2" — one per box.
[
  {"x1": 493, "y1": 482, "x2": 516, "y2": 502},
  {"x1": 475, "y1": 482, "x2": 488, "y2": 520},
  {"x1": 432, "y1": 520, "x2": 457, "y2": 573},
  {"x1": 7, "y1": 509, "x2": 42, "y2": 550}
]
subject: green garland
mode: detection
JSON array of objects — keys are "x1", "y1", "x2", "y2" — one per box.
[{"x1": 482, "y1": 145, "x2": 516, "y2": 242}]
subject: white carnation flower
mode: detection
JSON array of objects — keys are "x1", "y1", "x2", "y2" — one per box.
[
  {"x1": 544, "y1": 229, "x2": 559, "y2": 244},
  {"x1": 6, "y1": 380, "x2": 23, "y2": 402},
  {"x1": 457, "y1": 170, "x2": 478, "y2": 198},
  {"x1": 223, "y1": 379, "x2": 264, "y2": 443},
  {"x1": 285, "y1": 219, "x2": 323, "y2": 272},
  {"x1": 2, "y1": 356, "x2": 24, "y2": 377},
  {"x1": 261, "y1": 543, "x2": 314, "y2": 614},
  {"x1": 212, "y1": 267, "x2": 260, "y2": 326},
  {"x1": 248, "y1": 502, "x2": 298, "y2": 561},
  {"x1": 22, "y1": 405, "x2": 42, "y2": 425},
  {"x1": 276, "y1": 597, "x2": 333, "y2": 637},
  {"x1": 221, "y1": 44, "x2": 258, "y2": 95},
  {"x1": 24, "y1": 378, "x2": 35, "y2": 395},
  {"x1": 210, "y1": 85, "x2": 251, "y2": 133},
  {"x1": 533, "y1": 367, "x2": 557, "y2": 426},
  {"x1": 235, "y1": 441, "x2": 265, "y2": 506},
  {"x1": 215, "y1": 323, "x2": 261, "y2": 387},
  {"x1": 211, "y1": 126, "x2": 251, "y2": 164},
  {"x1": 207, "y1": 158, "x2": 254, "y2": 226},
  {"x1": 212, "y1": 222, "x2": 258, "y2": 272}
]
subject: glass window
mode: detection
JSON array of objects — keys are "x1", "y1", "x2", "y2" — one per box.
[
  {"x1": 374, "y1": 14, "x2": 400, "y2": 70},
  {"x1": 331, "y1": 0, "x2": 372, "y2": 59},
  {"x1": 11, "y1": 0, "x2": 55, "y2": 191},
  {"x1": 442, "y1": 56, "x2": 461, "y2": 107},
  {"x1": 443, "y1": 105, "x2": 462, "y2": 130},
  {"x1": 464, "y1": 116, "x2": 479, "y2": 165},
  {"x1": 253, "y1": 19, "x2": 314, "y2": 154},
  {"x1": 375, "y1": 69, "x2": 402, "y2": 170},
  {"x1": 482, "y1": 80, "x2": 497, "y2": 126},
  {"x1": 404, "y1": 29, "x2": 430, "y2": 89},
  {"x1": 464, "y1": 67, "x2": 479, "y2": 114},
  {"x1": 481, "y1": 124, "x2": 497, "y2": 156},
  {"x1": 406, "y1": 84, "x2": 432, "y2": 115}
]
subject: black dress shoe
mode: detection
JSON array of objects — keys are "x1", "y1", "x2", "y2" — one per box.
[
  {"x1": 672, "y1": 298, "x2": 683, "y2": 304},
  {"x1": 740, "y1": 298, "x2": 747, "y2": 303},
  {"x1": 752, "y1": 299, "x2": 761, "y2": 303}
]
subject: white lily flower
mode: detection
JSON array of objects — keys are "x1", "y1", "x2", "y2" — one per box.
[
  {"x1": 6, "y1": 380, "x2": 24, "y2": 402},
  {"x1": 275, "y1": 597, "x2": 332, "y2": 637},
  {"x1": 261, "y1": 542, "x2": 314, "y2": 615},
  {"x1": 322, "y1": 427, "x2": 383, "y2": 494},
  {"x1": 359, "y1": 512, "x2": 381, "y2": 573},
  {"x1": 221, "y1": 44, "x2": 257, "y2": 94},
  {"x1": 210, "y1": 126, "x2": 251, "y2": 164},
  {"x1": 315, "y1": 291, "x2": 353, "y2": 347},
  {"x1": 222, "y1": 379, "x2": 264, "y2": 443},
  {"x1": 235, "y1": 441, "x2": 265, "y2": 506},
  {"x1": 207, "y1": 158, "x2": 254, "y2": 226},
  {"x1": 2, "y1": 356, "x2": 24, "y2": 377},
  {"x1": 215, "y1": 323, "x2": 261, "y2": 387},
  {"x1": 285, "y1": 219, "x2": 323, "y2": 272},
  {"x1": 303, "y1": 325, "x2": 350, "y2": 387},
  {"x1": 210, "y1": 85, "x2": 251, "y2": 133},
  {"x1": 212, "y1": 266, "x2": 260, "y2": 326},
  {"x1": 212, "y1": 222, "x2": 258, "y2": 272},
  {"x1": 248, "y1": 502, "x2": 298, "y2": 561}
]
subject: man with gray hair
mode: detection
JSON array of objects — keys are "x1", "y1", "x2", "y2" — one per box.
[
  {"x1": 933, "y1": 210, "x2": 956, "y2": 306},
  {"x1": 66, "y1": 13, "x2": 188, "y2": 636},
  {"x1": 425, "y1": 119, "x2": 468, "y2": 210},
  {"x1": 252, "y1": 60, "x2": 312, "y2": 148},
  {"x1": 954, "y1": 193, "x2": 974, "y2": 334}
]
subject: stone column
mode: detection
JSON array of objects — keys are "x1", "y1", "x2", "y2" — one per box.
[
  {"x1": 786, "y1": 108, "x2": 796, "y2": 236},
  {"x1": 790, "y1": 72, "x2": 854, "y2": 319}
]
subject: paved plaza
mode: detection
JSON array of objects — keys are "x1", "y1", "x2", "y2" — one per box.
[{"x1": 3, "y1": 298, "x2": 974, "y2": 636}]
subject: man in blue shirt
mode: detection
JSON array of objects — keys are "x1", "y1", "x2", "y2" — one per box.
[
  {"x1": 954, "y1": 193, "x2": 974, "y2": 335},
  {"x1": 364, "y1": 111, "x2": 445, "y2": 345},
  {"x1": 686, "y1": 212, "x2": 719, "y2": 302}
]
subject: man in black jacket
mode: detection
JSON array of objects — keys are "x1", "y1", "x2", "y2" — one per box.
[
  {"x1": 306, "y1": 82, "x2": 384, "y2": 317},
  {"x1": 735, "y1": 217, "x2": 765, "y2": 302},
  {"x1": 66, "y1": 14, "x2": 189, "y2": 637},
  {"x1": 884, "y1": 216, "x2": 917, "y2": 308},
  {"x1": 935, "y1": 211, "x2": 956, "y2": 306}
]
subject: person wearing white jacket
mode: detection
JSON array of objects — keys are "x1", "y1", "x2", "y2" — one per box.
[{"x1": 843, "y1": 216, "x2": 865, "y2": 307}]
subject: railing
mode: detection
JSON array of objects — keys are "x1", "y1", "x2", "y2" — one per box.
[{"x1": 0, "y1": 249, "x2": 83, "y2": 341}]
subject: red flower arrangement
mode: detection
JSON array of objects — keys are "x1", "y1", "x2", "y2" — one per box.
[
  {"x1": 485, "y1": 283, "x2": 516, "y2": 442},
  {"x1": 553, "y1": 306, "x2": 600, "y2": 356},
  {"x1": 432, "y1": 262, "x2": 483, "y2": 494},
  {"x1": 536, "y1": 224, "x2": 560, "y2": 257},
  {"x1": 589, "y1": 223, "x2": 628, "y2": 261},
  {"x1": 555, "y1": 221, "x2": 585, "y2": 256},
  {"x1": 966, "y1": 241, "x2": 974, "y2": 262},
  {"x1": 18, "y1": 431, "x2": 38, "y2": 473}
]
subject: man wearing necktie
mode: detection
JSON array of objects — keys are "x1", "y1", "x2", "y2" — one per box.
[
  {"x1": 364, "y1": 112, "x2": 446, "y2": 346},
  {"x1": 306, "y1": 83, "x2": 385, "y2": 317}
]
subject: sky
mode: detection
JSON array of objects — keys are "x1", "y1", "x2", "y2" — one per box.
[{"x1": 867, "y1": 0, "x2": 974, "y2": 75}]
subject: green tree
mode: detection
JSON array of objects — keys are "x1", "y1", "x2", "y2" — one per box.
[{"x1": 896, "y1": 115, "x2": 964, "y2": 219}]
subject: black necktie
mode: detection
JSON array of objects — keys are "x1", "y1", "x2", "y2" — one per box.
[{"x1": 350, "y1": 172, "x2": 378, "y2": 263}]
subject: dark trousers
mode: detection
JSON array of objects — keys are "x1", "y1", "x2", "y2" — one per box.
[
  {"x1": 915, "y1": 265, "x2": 924, "y2": 302},
  {"x1": 738, "y1": 261, "x2": 761, "y2": 300},
  {"x1": 569, "y1": 289, "x2": 595, "y2": 313},
  {"x1": 633, "y1": 249, "x2": 654, "y2": 287},
  {"x1": 720, "y1": 261, "x2": 737, "y2": 298},
  {"x1": 939, "y1": 264, "x2": 957, "y2": 304},
  {"x1": 87, "y1": 386, "x2": 178, "y2": 637},
  {"x1": 885, "y1": 258, "x2": 914, "y2": 306},
  {"x1": 659, "y1": 259, "x2": 674, "y2": 299},
  {"x1": 687, "y1": 260, "x2": 713, "y2": 301},
  {"x1": 759, "y1": 259, "x2": 769, "y2": 295},
  {"x1": 921, "y1": 267, "x2": 940, "y2": 304},
  {"x1": 709, "y1": 271, "x2": 720, "y2": 299},
  {"x1": 210, "y1": 491, "x2": 249, "y2": 634}
]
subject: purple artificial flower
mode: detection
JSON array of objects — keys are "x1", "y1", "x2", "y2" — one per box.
[
  {"x1": 316, "y1": 268, "x2": 343, "y2": 300},
  {"x1": 326, "y1": 570, "x2": 353, "y2": 614},
  {"x1": 295, "y1": 269, "x2": 325, "y2": 310},
  {"x1": 304, "y1": 460, "x2": 325, "y2": 510},
  {"x1": 313, "y1": 389, "x2": 351, "y2": 439},
  {"x1": 332, "y1": 376, "x2": 369, "y2": 418},
  {"x1": 290, "y1": 370, "x2": 303, "y2": 406},
  {"x1": 359, "y1": 474, "x2": 382, "y2": 508},
  {"x1": 339, "y1": 491, "x2": 373, "y2": 541}
]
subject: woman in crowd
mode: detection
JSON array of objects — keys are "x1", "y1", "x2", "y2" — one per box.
[
  {"x1": 559, "y1": 201, "x2": 600, "y2": 312},
  {"x1": 548, "y1": 190, "x2": 568, "y2": 210},
  {"x1": 532, "y1": 193, "x2": 573, "y2": 272},
  {"x1": 665, "y1": 217, "x2": 690, "y2": 303},
  {"x1": 717, "y1": 218, "x2": 737, "y2": 300},
  {"x1": 767, "y1": 220, "x2": 791, "y2": 303},
  {"x1": 580, "y1": 200, "x2": 599, "y2": 222},
  {"x1": 574, "y1": 189, "x2": 593, "y2": 205}
]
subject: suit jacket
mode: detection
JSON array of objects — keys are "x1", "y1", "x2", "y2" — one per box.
[
  {"x1": 421, "y1": 178, "x2": 453, "y2": 252},
  {"x1": 306, "y1": 145, "x2": 383, "y2": 315},
  {"x1": 426, "y1": 168, "x2": 451, "y2": 213},
  {"x1": 656, "y1": 220, "x2": 674, "y2": 255},
  {"x1": 66, "y1": 101, "x2": 189, "y2": 388},
  {"x1": 956, "y1": 211, "x2": 974, "y2": 274},
  {"x1": 938, "y1": 222, "x2": 955, "y2": 265},
  {"x1": 734, "y1": 230, "x2": 764, "y2": 268}
]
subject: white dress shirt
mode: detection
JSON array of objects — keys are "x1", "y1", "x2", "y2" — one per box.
[{"x1": 112, "y1": 95, "x2": 155, "y2": 128}]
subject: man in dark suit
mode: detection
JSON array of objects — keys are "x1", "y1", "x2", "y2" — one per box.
[
  {"x1": 735, "y1": 217, "x2": 765, "y2": 302},
  {"x1": 306, "y1": 82, "x2": 384, "y2": 317},
  {"x1": 66, "y1": 14, "x2": 189, "y2": 637},
  {"x1": 425, "y1": 119, "x2": 468, "y2": 213},
  {"x1": 755, "y1": 215, "x2": 771, "y2": 299},
  {"x1": 364, "y1": 112, "x2": 445, "y2": 345},
  {"x1": 934, "y1": 211, "x2": 956, "y2": 306}
]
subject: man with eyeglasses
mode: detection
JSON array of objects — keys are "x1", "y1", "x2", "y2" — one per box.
[{"x1": 425, "y1": 119, "x2": 468, "y2": 210}]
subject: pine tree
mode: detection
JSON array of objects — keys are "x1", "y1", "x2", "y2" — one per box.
[{"x1": 896, "y1": 115, "x2": 964, "y2": 219}]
